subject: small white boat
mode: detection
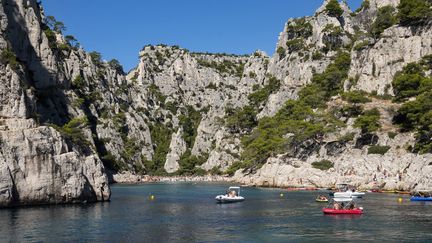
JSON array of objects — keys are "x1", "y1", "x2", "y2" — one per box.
[
  {"x1": 333, "y1": 190, "x2": 365, "y2": 198},
  {"x1": 215, "y1": 186, "x2": 245, "y2": 203},
  {"x1": 331, "y1": 184, "x2": 365, "y2": 198}
]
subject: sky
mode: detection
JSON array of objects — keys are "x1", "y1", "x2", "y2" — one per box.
[{"x1": 42, "y1": 0, "x2": 363, "y2": 72}]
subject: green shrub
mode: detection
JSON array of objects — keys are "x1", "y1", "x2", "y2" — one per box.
[
  {"x1": 368, "y1": 145, "x2": 391, "y2": 155},
  {"x1": 108, "y1": 59, "x2": 124, "y2": 74},
  {"x1": 43, "y1": 28, "x2": 58, "y2": 50},
  {"x1": 353, "y1": 40, "x2": 370, "y2": 51},
  {"x1": 179, "y1": 106, "x2": 202, "y2": 148},
  {"x1": 165, "y1": 101, "x2": 178, "y2": 114},
  {"x1": 89, "y1": 51, "x2": 102, "y2": 66},
  {"x1": 122, "y1": 137, "x2": 141, "y2": 161},
  {"x1": 45, "y1": 15, "x2": 66, "y2": 33},
  {"x1": 101, "y1": 152, "x2": 125, "y2": 171},
  {"x1": 72, "y1": 98, "x2": 84, "y2": 108},
  {"x1": 0, "y1": 49, "x2": 18, "y2": 70},
  {"x1": 392, "y1": 63, "x2": 431, "y2": 101},
  {"x1": 395, "y1": 92, "x2": 432, "y2": 128},
  {"x1": 226, "y1": 161, "x2": 244, "y2": 176},
  {"x1": 300, "y1": 51, "x2": 351, "y2": 108},
  {"x1": 58, "y1": 43, "x2": 71, "y2": 52},
  {"x1": 241, "y1": 100, "x2": 330, "y2": 169},
  {"x1": 388, "y1": 131, "x2": 397, "y2": 139},
  {"x1": 354, "y1": 108, "x2": 381, "y2": 133},
  {"x1": 248, "y1": 76, "x2": 281, "y2": 108},
  {"x1": 144, "y1": 124, "x2": 172, "y2": 175},
  {"x1": 197, "y1": 59, "x2": 244, "y2": 77},
  {"x1": 341, "y1": 91, "x2": 371, "y2": 103},
  {"x1": 277, "y1": 46, "x2": 286, "y2": 59},
  {"x1": 356, "y1": 0, "x2": 370, "y2": 12},
  {"x1": 338, "y1": 132, "x2": 355, "y2": 142},
  {"x1": 72, "y1": 75, "x2": 85, "y2": 90},
  {"x1": 177, "y1": 149, "x2": 209, "y2": 176},
  {"x1": 65, "y1": 35, "x2": 79, "y2": 48},
  {"x1": 371, "y1": 6, "x2": 397, "y2": 38},
  {"x1": 53, "y1": 117, "x2": 90, "y2": 148},
  {"x1": 210, "y1": 166, "x2": 223, "y2": 175},
  {"x1": 398, "y1": 0, "x2": 432, "y2": 26},
  {"x1": 339, "y1": 104, "x2": 363, "y2": 118},
  {"x1": 323, "y1": 24, "x2": 343, "y2": 34},
  {"x1": 312, "y1": 160, "x2": 334, "y2": 170},
  {"x1": 113, "y1": 112, "x2": 128, "y2": 136},
  {"x1": 287, "y1": 18, "x2": 313, "y2": 39},
  {"x1": 148, "y1": 84, "x2": 167, "y2": 103},
  {"x1": 312, "y1": 51, "x2": 324, "y2": 60},
  {"x1": 286, "y1": 38, "x2": 305, "y2": 52},
  {"x1": 225, "y1": 105, "x2": 258, "y2": 133},
  {"x1": 392, "y1": 57, "x2": 432, "y2": 154},
  {"x1": 326, "y1": 0, "x2": 344, "y2": 17}
]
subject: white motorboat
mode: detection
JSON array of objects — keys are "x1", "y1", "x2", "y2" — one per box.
[
  {"x1": 215, "y1": 186, "x2": 245, "y2": 203},
  {"x1": 331, "y1": 184, "x2": 365, "y2": 198},
  {"x1": 333, "y1": 190, "x2": 365, "y2": 198}
]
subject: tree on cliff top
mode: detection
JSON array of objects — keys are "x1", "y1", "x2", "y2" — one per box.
[
  {"x1": 398, "y1": 0, "x2": 432, "y2": 26},
  {"x1": 326, "y1": 0, "x2": 344, "y2": 18}
]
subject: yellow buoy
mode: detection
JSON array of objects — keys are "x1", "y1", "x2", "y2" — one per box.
[
  {"x1": 280, "y1": 193, "x2": 284, "y2": 197},
  {"x1": 150, "y1": 195, "x2": 155, "y2": 200},
  {"x1": 398, "y1": 197, "x2": 403, "y2": 203}
]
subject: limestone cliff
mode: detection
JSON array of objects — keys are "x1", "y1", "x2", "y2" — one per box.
[
  {"x1": 0, "y1": 0, "x2": 110, "y2": 207},
  {"x1": 2, "y1": 0, "x2": 432, "y2": 207}
]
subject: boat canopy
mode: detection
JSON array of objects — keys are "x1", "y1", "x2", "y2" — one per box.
[
  {"x1": 334, "y1": 198, "x2": 353, "y2": 202},
  {"x1": 229, "y1": 187, "x2": 241, "y2": 190}
]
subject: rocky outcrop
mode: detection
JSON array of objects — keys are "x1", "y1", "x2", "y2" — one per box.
[
  {"x1": 0, "y1": 0, "x2": 111, "y2": 207},
  {"x1": 350, "y1": 25, "x2": 432, "y2": 94},
  {"x1": 164, "y1": 129, "x2": 186, "y2": 173},
  {"x1": 234, "y1": 132, "x2": 432, "y2": 191},
  {"x1": 0, "y1": 119, "x2": 109, "y2": 207}
]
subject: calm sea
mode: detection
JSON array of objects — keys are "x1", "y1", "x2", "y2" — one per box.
[{"x1": 1, "y1": 182, "x2": 431, "y2": 242}]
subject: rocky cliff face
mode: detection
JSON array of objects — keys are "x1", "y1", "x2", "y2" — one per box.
[
  {"x1": 1, "y1": 0, "x2": 432, "y2": 207},
  {"x1": 0, "y1": 0, "x2": 110, "y2": 207},
  {"x1": 232, "y1": 0, "x2": 432, "y2": 190}
]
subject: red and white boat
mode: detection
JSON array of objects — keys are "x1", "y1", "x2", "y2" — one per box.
[{"x1": 322, "y1": 198, "x2": 363, "y2": 215}]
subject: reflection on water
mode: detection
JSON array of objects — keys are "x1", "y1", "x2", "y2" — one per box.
[{"x1": 0, "y1": 183, "x2": 432, "y2": 242}]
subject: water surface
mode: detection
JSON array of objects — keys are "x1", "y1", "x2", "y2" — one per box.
[{"x1": 1, "y1": 182, "x2": 432, "y2": 242}]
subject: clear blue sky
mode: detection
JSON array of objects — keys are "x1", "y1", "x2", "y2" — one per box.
[{"x1": 42, "y1": 0, "x2": 363, "y2": 72}]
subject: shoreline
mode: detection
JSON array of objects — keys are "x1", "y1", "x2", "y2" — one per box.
[
  {"x1": 109, "y1": 172, "x2": 413, "y2": 194},
  {"x1": 109, "y1": 172, "x2": 233, "y2": 184}
]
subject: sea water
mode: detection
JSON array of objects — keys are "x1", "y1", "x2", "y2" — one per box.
[{"x1": 1, "y1": 182, "x2": 431, "y2": 242}]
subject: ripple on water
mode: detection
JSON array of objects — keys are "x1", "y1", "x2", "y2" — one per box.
[{"x1": 0, "y1": 183, "x2": 431, "y2": 242}]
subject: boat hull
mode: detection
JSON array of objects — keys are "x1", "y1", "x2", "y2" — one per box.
[
  {"x1": 316, "y1": 199, "x2": 328, "y2": 203},
  {"x1": 322, "y1": 208, "x2": 363, "y2": 215},
  {"x1": 215, "y1": 195, "x2": 245, "y2": 203},
  {"x1": 410, "y1": 197, "x2": 432, "y2": 201},
  {"x1": 333, "y1": 192, "x2": 365, "y2": 198}
]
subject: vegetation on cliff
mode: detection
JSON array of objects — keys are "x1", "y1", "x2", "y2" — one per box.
[{"x1": 393, "y1": 56, "x2": 432, "y2": 153}]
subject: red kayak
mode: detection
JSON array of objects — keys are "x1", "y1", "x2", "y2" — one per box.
[{"x1": 323, "y1": 208, "x2": 363, "y2": 215}]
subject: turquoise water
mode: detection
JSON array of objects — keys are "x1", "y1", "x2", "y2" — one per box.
[{"x1": 1, "y1": 182, "x2": 432, "y2": 242}]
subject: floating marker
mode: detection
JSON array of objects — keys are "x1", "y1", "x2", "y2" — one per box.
[
  {"x1": 280, "y1": 193, "x2": 284, "y2": 197},
  {"x1": 398, "y1": 197, "x2": 403, "y2": 203},
  {"x1": 150, "y1": 195, "x2": 155, "y2": 200}
]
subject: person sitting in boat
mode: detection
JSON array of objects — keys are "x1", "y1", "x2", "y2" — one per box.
[
  {"x1": 349, "y1": 203, "x2": 355, "y2": 210},
  {"x1": 228, "y1": 190, "x2": 236, "y2": 198},
  {"x1": 333, "y1": 202, "x2": 341, "y2": 210},
  {"x1": 319, "y1": 195, "x2": 327, "y2": 200}
]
